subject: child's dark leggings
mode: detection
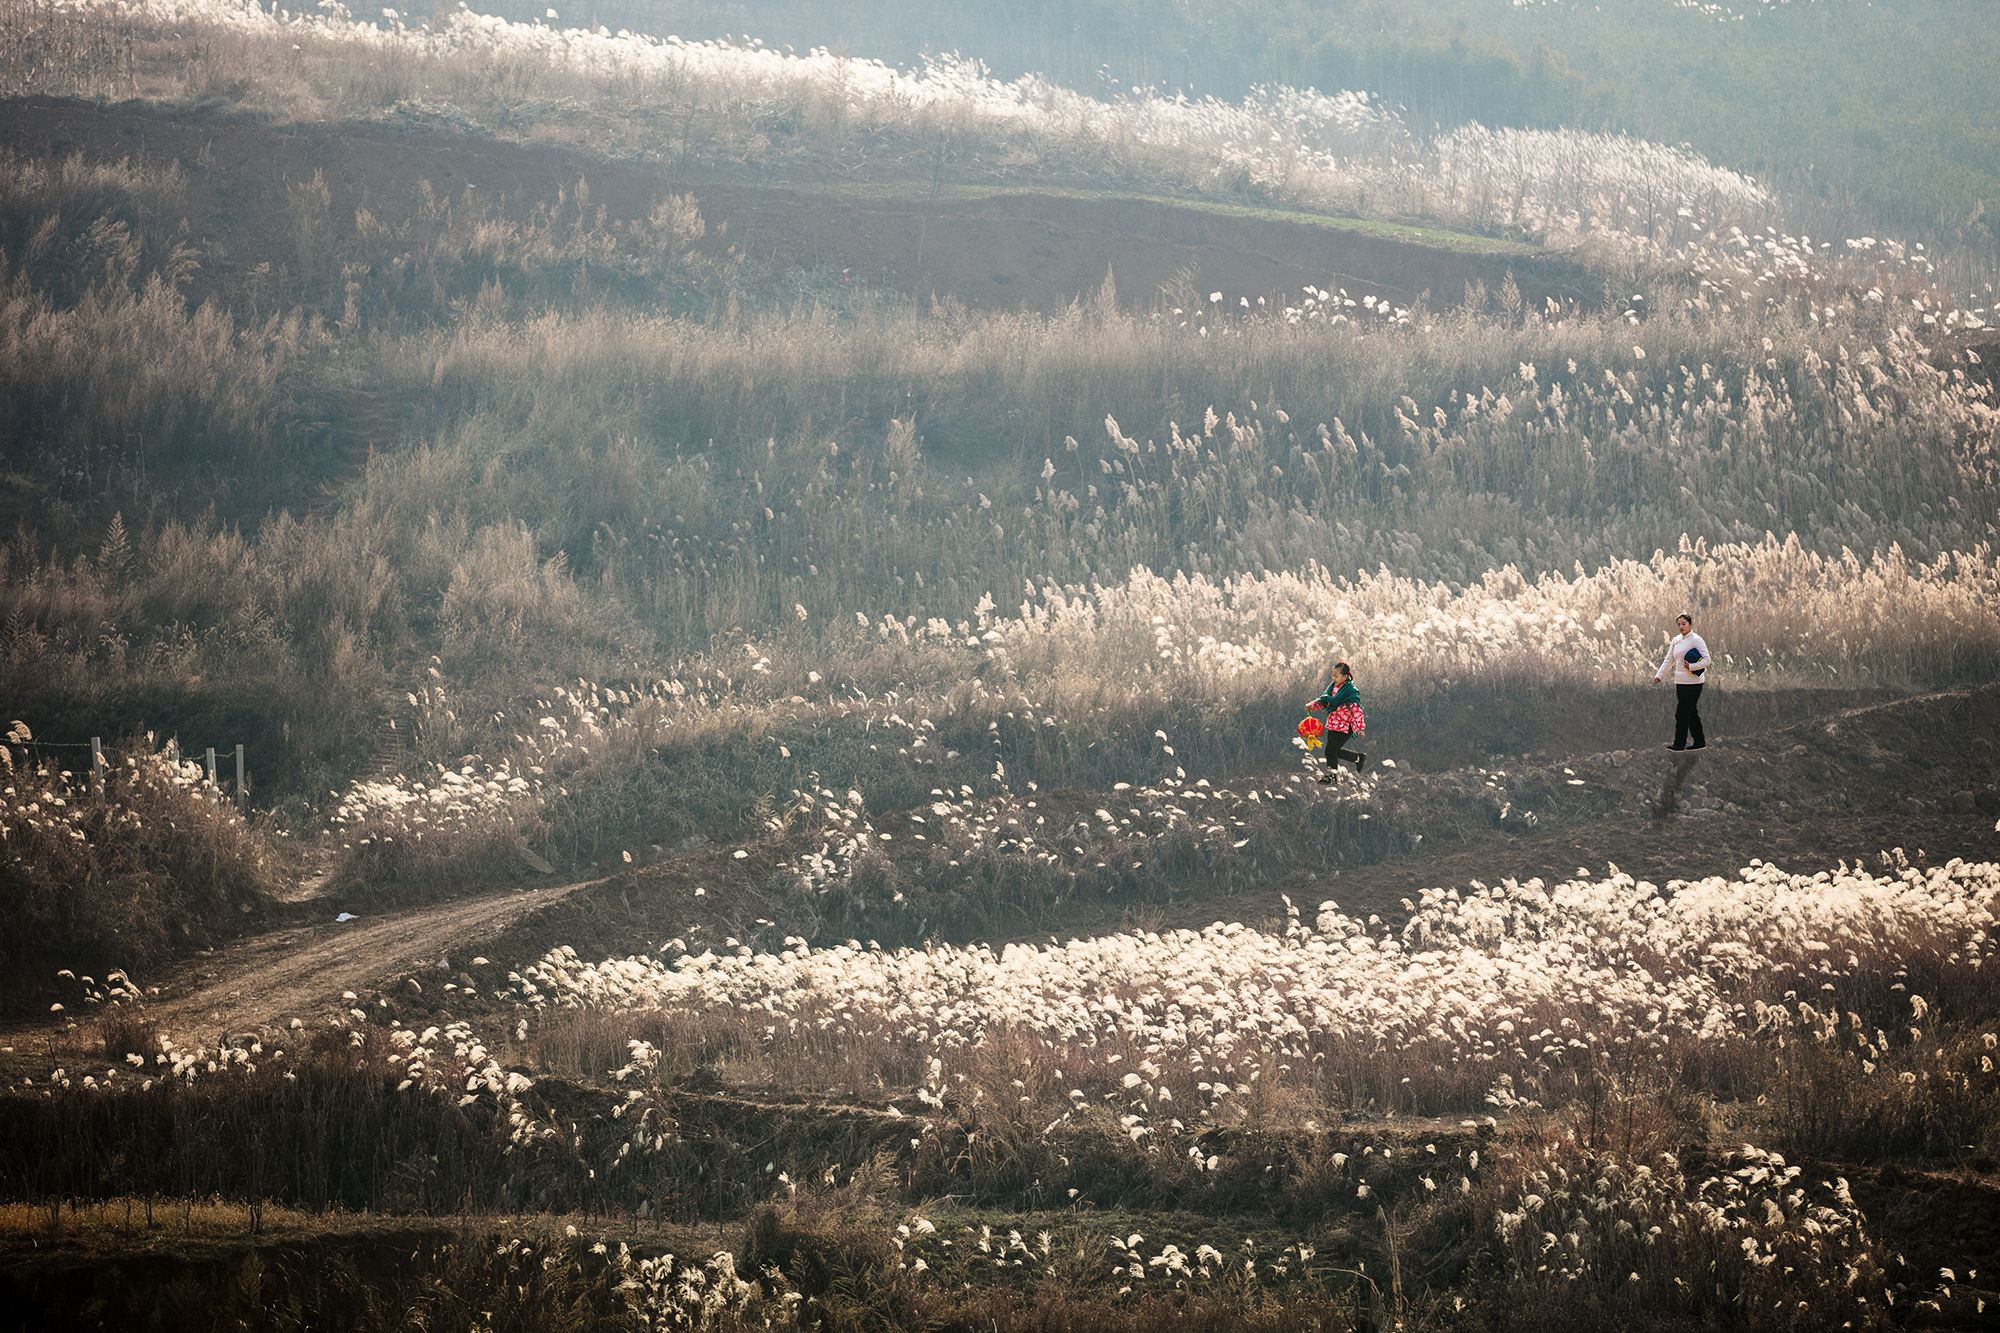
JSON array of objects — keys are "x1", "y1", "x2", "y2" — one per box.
[{"x1": 1324, "y1": 731, "x2": 1365, "y2": 768}]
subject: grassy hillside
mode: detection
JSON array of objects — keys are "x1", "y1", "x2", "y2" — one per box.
[
  {"x1": 2, "y1": 6, "x2": 2000, "y2": 1330},
  {"x1": 0, "y1": 0, "x2": 1996, "y2": 1063},
  {"x1": 470, "y1": 0, "x2": 2000, "y2": 251},
  {"x1": 0, "y1": 1, "x2": 1993, "y2": 813}
]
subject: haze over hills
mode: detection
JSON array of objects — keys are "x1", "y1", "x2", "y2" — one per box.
[{"x1": 1, "y1": 1, "x2": 1999, "y2": 1327}]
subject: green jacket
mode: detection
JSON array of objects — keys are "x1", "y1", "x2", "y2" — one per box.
[{"x1": 1315, "y1": 680, "x2": 1360, "y2": 712}]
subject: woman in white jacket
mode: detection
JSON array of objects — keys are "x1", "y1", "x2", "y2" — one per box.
[{"x1": 1653, "y1": 613, "x2": 1710, "y2": 750}]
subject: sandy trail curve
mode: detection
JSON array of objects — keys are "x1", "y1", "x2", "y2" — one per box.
[{"x1": 118, "y1": 878, "x2": 600, "y2": 1039}]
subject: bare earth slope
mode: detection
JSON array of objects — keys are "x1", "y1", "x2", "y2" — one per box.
[
  {"x1": 112, "y1": 877, "x2": 600, "y2": 1040},
  {"x1": 0, "y1": 95, "x2": 1596, "y2": 314}
]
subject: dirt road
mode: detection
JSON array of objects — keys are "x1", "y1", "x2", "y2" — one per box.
[{"x1": 96, "y1": 877, "x2": 598, "y2": 1039}]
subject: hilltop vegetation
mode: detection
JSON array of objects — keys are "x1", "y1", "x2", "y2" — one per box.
[{"x1": 472, "y1": 0, "x2": 2000, "y2": 253}]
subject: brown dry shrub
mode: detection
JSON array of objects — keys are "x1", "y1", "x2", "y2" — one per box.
[{"x1": 0, "y1": 733, "x2": 279, "y2": 987}]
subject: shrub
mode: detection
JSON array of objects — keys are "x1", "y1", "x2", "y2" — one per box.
[{"x1": 0, "y1": 723, "x2": 279, "y2": 986}]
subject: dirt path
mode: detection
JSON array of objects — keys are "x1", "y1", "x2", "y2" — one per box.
[
  {"x1": 465, "y1": 685, "x2": 2000, "y2": 977},
  {"x1": 70, "y1": 877, "x2": 599, "y2": 1041},
  {"x1": 1111, "y1": 684, "x2": 2000, "y2": 934},
  {"x1": 7, "y1": 687, "x2": 1993, "y2": 1055}
]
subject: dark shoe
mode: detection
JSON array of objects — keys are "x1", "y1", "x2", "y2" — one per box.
[
  {"x1": 1666, "y1": 745, "x2": 1686, "y2": 751},
  {"x1": 1356, "y1": 754, "x2": 1369, "y2": 770},
  {"x1": 1315, "y1": 774, "x2": 1334, "y2": 785}
]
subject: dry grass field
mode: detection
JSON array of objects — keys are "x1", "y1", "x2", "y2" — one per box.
[{"x1": 2, "y1": 1, "x2": 1998, "y2": 1327}]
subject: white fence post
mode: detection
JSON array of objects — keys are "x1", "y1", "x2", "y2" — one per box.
[
  {"x1": 234, "y1": 744, "x2": 246, "y2": 809},
  {"x1": 90, "y1": 737, "x2": 105, "y2": 800},
  {"x1": 205, "y1": 747, "x2": 218, "y2": 803}
]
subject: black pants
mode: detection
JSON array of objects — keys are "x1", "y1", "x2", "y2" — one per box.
[
  {"x1": 1324, "y1": 730, "x2": 1365, "y2": 768},
  {"x1": 1674, "y1": 683, "x2": 1705, "y2": 749}
]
